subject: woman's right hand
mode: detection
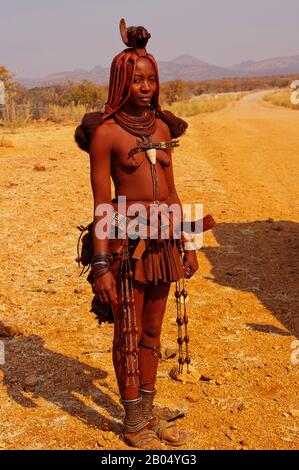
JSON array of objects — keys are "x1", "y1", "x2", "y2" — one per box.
[{"x1": 92, "y1": 271, "x2": 118, "y2": 306}]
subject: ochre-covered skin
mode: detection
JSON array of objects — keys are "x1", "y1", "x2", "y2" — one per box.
[{"x1": 95, "y1": 117, "x2": 173, "y2": 202}]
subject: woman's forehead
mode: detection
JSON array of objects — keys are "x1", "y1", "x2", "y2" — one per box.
[{"x1": 135, "y1": 57, "x2": 156, "y2": 75}]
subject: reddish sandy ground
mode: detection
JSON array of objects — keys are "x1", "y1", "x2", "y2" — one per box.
[{"x1": 0, "y1": 90, "x2": 298, "y2": 450}]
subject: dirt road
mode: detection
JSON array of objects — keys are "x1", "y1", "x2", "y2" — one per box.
[{"x1": 0, "y1": 90, "x2": 298, "y2": 450}]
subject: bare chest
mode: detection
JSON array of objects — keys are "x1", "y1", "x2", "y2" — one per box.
[{"x1": 111, "y1": 126, "x2": 172, "y2": 172}]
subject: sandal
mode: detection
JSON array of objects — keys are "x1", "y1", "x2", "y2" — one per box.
[
  {"x1": 122, "y1": 427, "x2": 164, "y2": 450},
  {"x1": 149, "y1": 417, "x2": 187, "y2": 446}
]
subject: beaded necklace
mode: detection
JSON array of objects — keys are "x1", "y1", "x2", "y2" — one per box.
[{"x1": 114, "y1": 108, "x2": 156, "y2": 136}]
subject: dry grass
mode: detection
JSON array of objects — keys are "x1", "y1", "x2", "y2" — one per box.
[
  {"x1": 0, "y1": 92, "x2": 247, "y2": 129},
  {"x1": 47, "y1": 104, "x2": 89, "y2": 124},
  {"x1": 2, "y1": 101, "x2": 31, "y2": 129},
  {"x1": 167, "y1": 92, "x2": 246, "y2": 117},
  {"x1": 263, "y1": 88, "x2": 299, "y2": 110},
  {"x1": 0, "y1": 103, "x2": 90, "y2": 129}
]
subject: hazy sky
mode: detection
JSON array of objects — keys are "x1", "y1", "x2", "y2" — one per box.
[{"x1": 0, "y1": 0, "x2": 298, "y2": 78}]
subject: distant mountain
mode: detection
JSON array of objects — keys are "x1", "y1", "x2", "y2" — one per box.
[
  {"x1": 17, "y1": 53, "x2": 299, "y2": 88},
  {"x1": 157, "y1": 55, "x2": 237, "y2": 82},
  {"x1": 19, "y1": 66, "x2": 109, "y2": 89},
  {"x1": 85, "y1": 65, "x2": 109, "y2": 84},
  {"x1": 231, "y1": 54, "x2": 299, "y2": 76}
]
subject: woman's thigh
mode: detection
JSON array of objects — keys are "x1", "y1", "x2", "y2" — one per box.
[{"x1": 142, "y1": 282, "x2": 171, "y2": 338}]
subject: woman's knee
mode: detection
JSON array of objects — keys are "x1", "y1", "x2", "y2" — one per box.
[
  {"x1": 113, "y1": 320, "x2": 143, "y2": 348},
  {"x1": 141, "y1": 322, "x2": 162, "y2": 342}
]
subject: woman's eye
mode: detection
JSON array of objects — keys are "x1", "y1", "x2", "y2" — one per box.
[{"x1": 134, "y1": 78, "x2": 156, "y2": 84}]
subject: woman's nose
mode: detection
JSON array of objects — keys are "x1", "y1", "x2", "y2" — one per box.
[{"x1": 141, "y1": 81, "x2": 150, "y2": 92}]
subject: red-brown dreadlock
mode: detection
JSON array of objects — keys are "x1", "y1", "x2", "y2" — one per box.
[{"x1": 74, "y1": 19, "x2": 188, "y2": 152}]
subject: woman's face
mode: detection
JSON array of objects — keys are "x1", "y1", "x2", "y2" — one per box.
[{"x1": 125, "y1": 57, "x2": 157, "y2": 110}]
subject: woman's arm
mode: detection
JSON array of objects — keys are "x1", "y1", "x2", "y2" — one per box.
[
  {"x1": 89, "y1": 123, "x2": 113, "y2": 255},
  {"x1": 89, "y1": 123, "x2": 118, "y2": 305}
]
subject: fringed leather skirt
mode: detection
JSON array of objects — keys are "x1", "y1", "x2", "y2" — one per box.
[{"x1": 129, "y1": 237, "x2": 185, "y2": 285}]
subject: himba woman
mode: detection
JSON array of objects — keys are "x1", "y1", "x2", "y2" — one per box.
[{"x1": 75, "y1": 19, "x2": 207, "y2": 449}]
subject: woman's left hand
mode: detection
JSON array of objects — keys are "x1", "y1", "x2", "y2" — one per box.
[{"x1": 183, "y1": 250, "x2": 199, "y2": 278}]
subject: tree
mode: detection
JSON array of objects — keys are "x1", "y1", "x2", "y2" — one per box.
[
  {"x1": 0, "y1": 66, "x2": 15, "y2": 89},
  {"x1": 66, "y1": 80, "x2": 106, "y2": 109},
  {"x1": 161, "y1": 80, "x2": 190, "y2": 105}
]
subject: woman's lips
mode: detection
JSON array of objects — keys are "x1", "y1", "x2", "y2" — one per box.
[{"x1": 139, "y1": 96, "x2": 151, "y2": 101}]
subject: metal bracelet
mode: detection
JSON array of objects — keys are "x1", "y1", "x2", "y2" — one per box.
[
  {"x1": 92, "y1": 253, "x2": 111, "y2": 268},
  {"x1": 92, "y1": 260, "x2": 110, "y2": 267}
]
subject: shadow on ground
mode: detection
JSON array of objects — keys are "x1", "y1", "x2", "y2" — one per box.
[
  {"x1": 203, "y1": 220, "x2": 299, "y2": 337},
  {"x1": 0, "y1": 323, "x2": 123, "y2": 432}
]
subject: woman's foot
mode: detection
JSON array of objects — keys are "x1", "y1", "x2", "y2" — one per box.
[
  {"x1": 147, "y1": 416, "x2": 187, "y2": 446},
  {"x1": 139, "y1": 388, "x2": 187, "y2": 446},
  {"x1": 121, "y1": 396, "x2": 164, "y2": 449},
  {"x1": 122, "y1": 426, "x2": 164, "y2": 450}
]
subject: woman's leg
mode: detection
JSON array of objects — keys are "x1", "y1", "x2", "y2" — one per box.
[
  {"x1": 138, "y1": 282, "x2": 170, "y2": 390},
  {"x1": 112, "y1": 281, "x2": 145, "y2": 400},
  {"x1": 111, "y1": 281, "x2": 163, "y2": 449},
  {"x1": 138, "y1": 282, "x2": 186, "y2": 445}
]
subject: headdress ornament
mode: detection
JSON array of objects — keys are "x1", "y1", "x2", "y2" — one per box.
[{"x1": 119, "y1": 18, "x2": 150, "y2": 56}]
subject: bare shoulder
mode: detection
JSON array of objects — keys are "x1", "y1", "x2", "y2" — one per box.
[{"x1": 91, "y1": 118, "x2": 117, "y2": 147}]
